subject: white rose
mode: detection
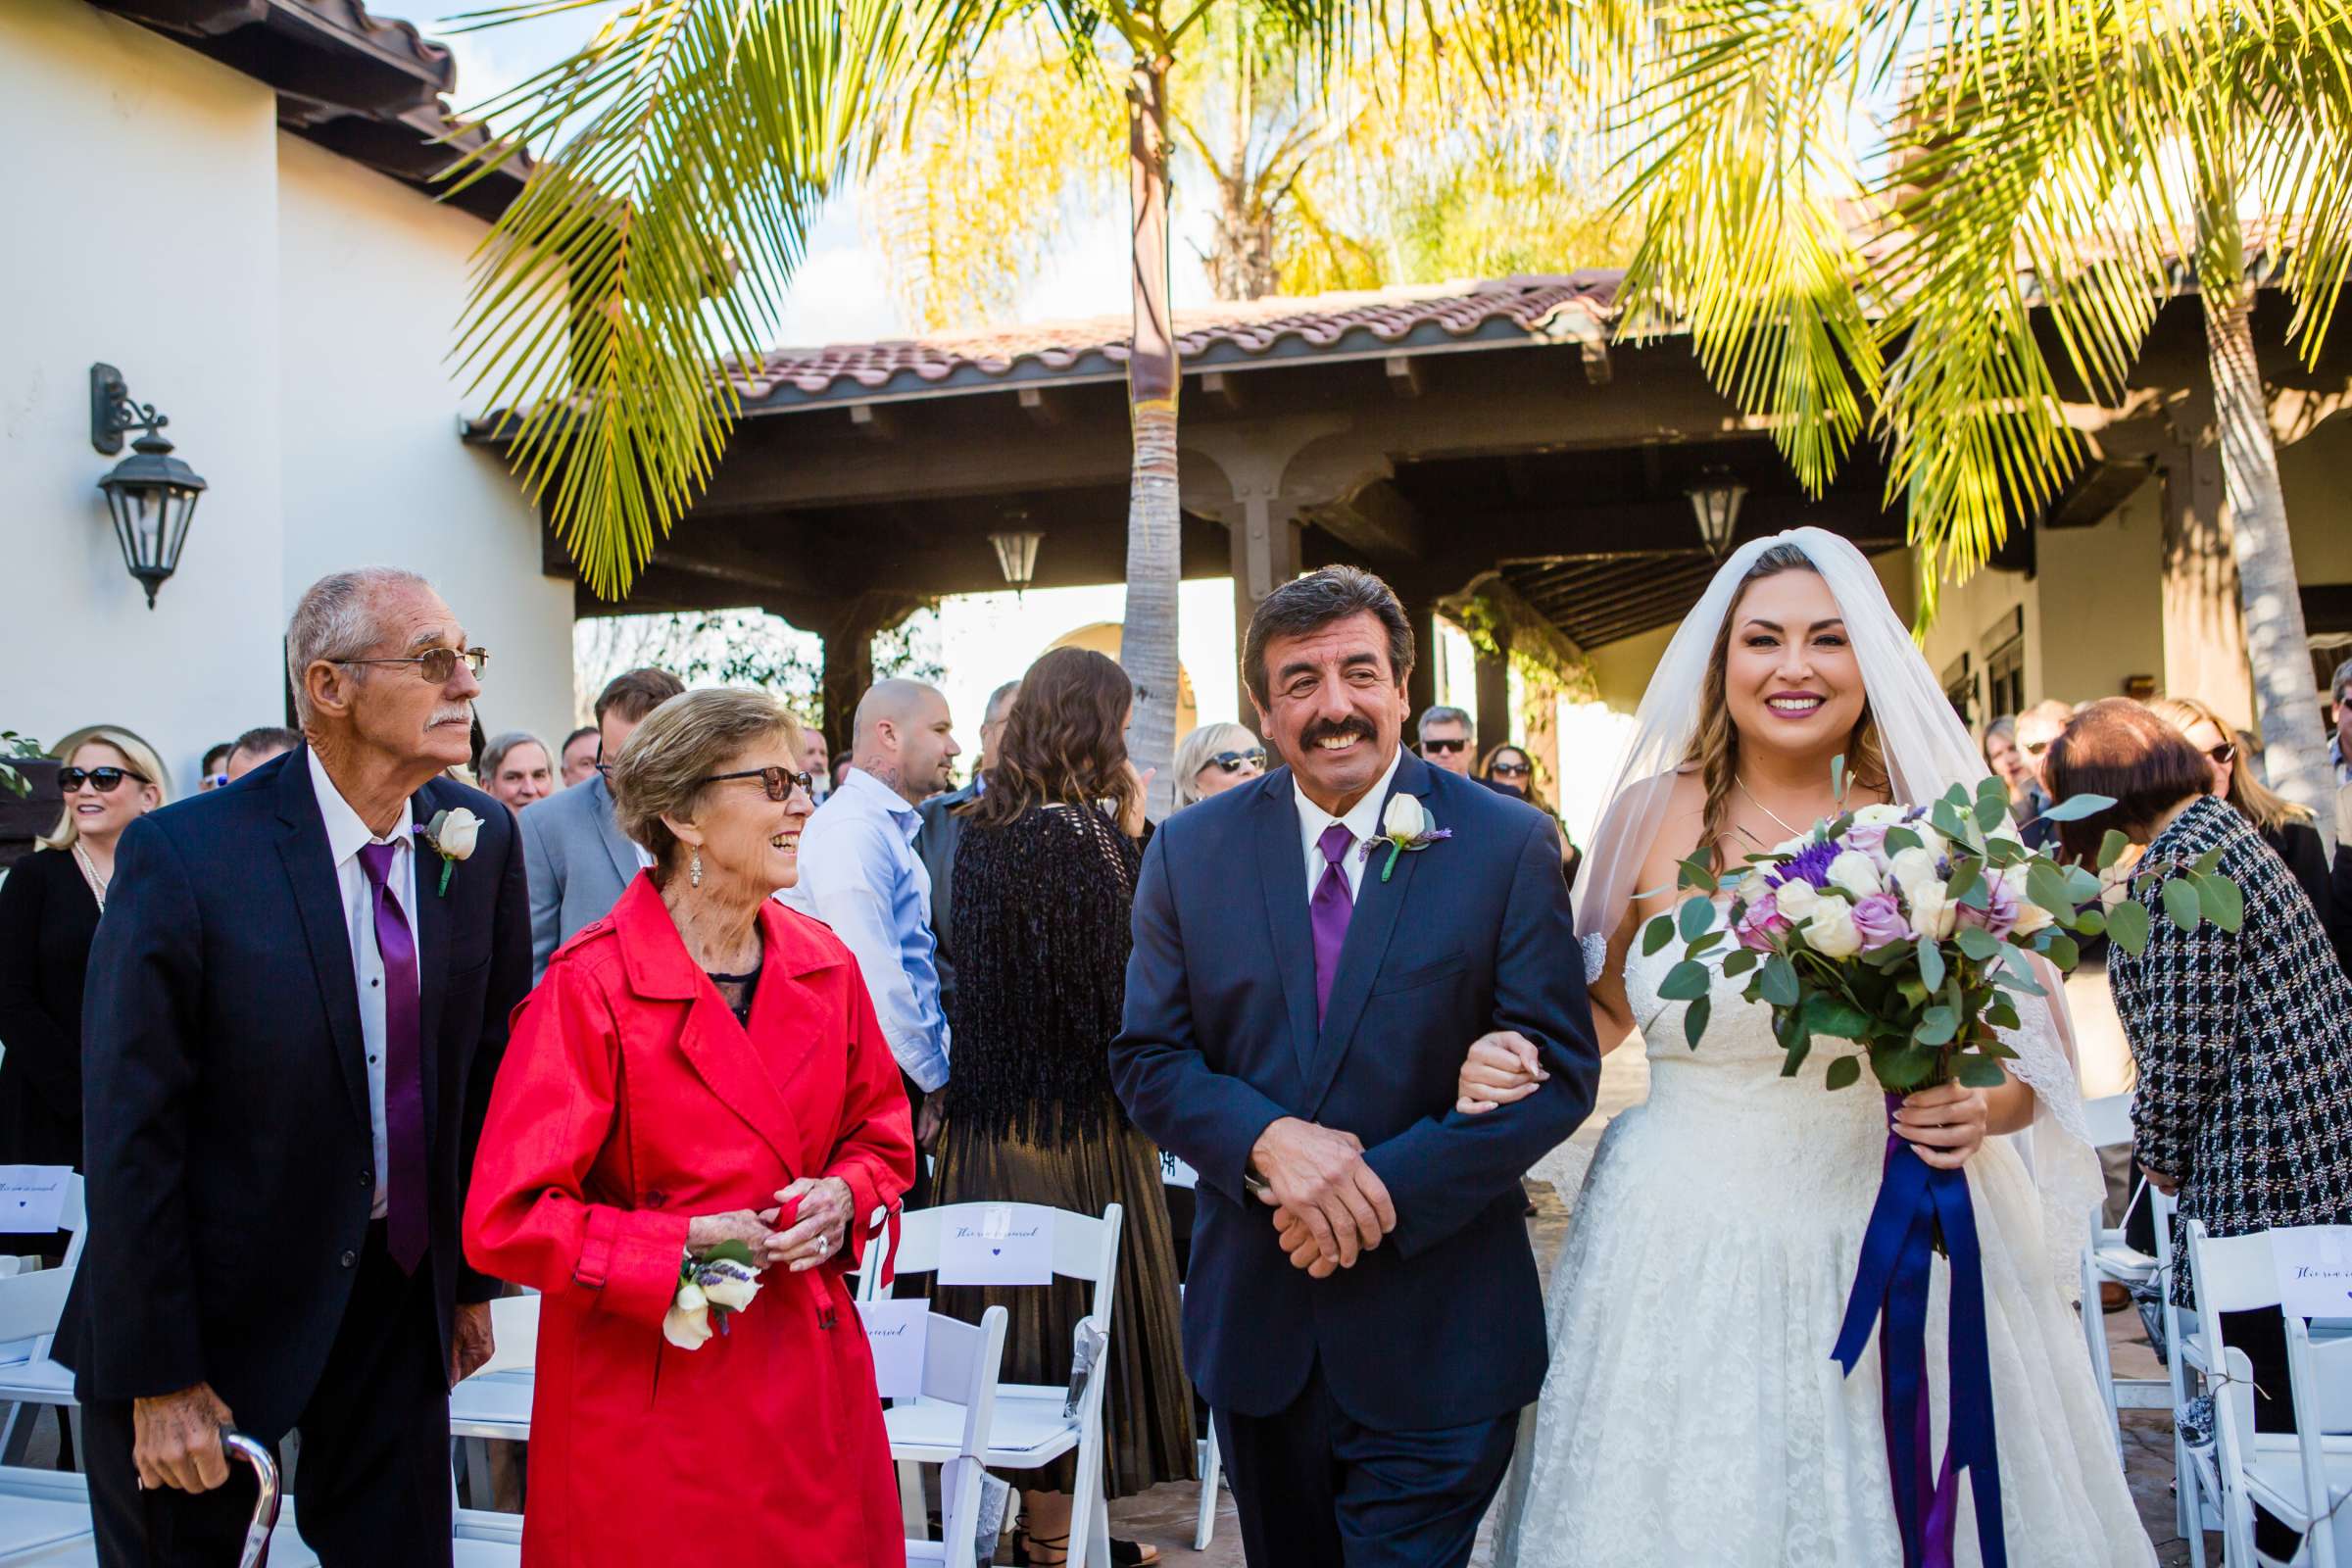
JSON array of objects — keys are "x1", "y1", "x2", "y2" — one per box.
[
  {"x1": 697, "y1": 1258, "x2": 761, "y2": 1312},
  {"x1": 1888, "y1": 847, "x2": 1941, "y2": 897},
  {"x1": 1774, "y1": 878, "x2": 1822, "y2": 920},
  {"x1": 1827, "y1": 850, "x2": 1883, "y2": 903},
  {"x1": 431, "y1": 807, "x2": 482, "y2": 860},
  {"x1": 2001, "y1": 864, "x2": 2056, "y2": 936},
  {"x1": 663, "y1": 1284, "x2": 713, "y2": 1349},
  {"x1": 1852, "y1": 803, "x2": 1906, "y2": 827},
  {"x1": 1804, "y1": 904, "x2": 1865, "y2": 958},
  {"x1": 1381, "y1": 794, "x2": 1428, "y2": 842},
  {"x1": 1908, "y1": 882, "x2": 1958, "y2": 940}
]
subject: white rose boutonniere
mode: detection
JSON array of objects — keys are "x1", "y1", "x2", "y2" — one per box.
[
  {"x1": 416, "y1": 807, "x2": 482, "y2": 898},
  {"x1": 1358, "y1": 794, "x2": 1453, "y2": 883},
  {"x1": 665, "y1": 1243, "x2": 762, "y2": 1349}
]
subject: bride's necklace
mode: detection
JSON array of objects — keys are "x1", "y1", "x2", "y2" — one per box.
[
  {"x1": 72, "y1": 843, "x2": 110, "y2": 911},
  {"x1": 1735, "y1": 776, "x2": 1815, "y2": 842}
]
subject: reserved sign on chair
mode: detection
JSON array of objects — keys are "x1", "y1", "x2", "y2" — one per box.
[
  {"x1": 937, "y1": 1204, "x2": 1055, "y2": 1287},
  {"x1": 0, "y1": 1167, "x2": 70, "y2": 1234},
  {"x1": 2271, "y1": 1226, "x2": 2352, "y2": 1318},
  {"x1": 858, "y1": 1298, "x2": 930, "y2": 1399}
]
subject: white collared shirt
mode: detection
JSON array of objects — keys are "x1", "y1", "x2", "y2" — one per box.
[
  {"x1": 1293, "y1": 745, "x2": 1403, "y2": 906},
  {"x1": 309, "y1": 748, "x2": 414, "y2": 1220}
]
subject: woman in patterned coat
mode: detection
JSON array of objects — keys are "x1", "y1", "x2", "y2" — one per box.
[{"x1": 2049, "y1": 698, "x2": 2352, "y2": 1561}]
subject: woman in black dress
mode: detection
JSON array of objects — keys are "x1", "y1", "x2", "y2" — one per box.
[
  {"x1": 0, "y1": 730, "x2": 169, "y2": 1253},
  {"x1": 934, "y1": 646, "x2": 1193, "y2": 1567}
]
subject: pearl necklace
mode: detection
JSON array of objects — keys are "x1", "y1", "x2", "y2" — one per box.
[{"x1": 71, "y1": 843, "x2": 110, "y2": 911}]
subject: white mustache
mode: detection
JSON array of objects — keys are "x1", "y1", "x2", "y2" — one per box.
[{"x1": 430, "y1": 710, "x2": 472, "y2": 728}]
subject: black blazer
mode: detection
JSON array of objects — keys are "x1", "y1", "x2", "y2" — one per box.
[
  {"x1": 1109, "y1": 749, "x2": 1600, "y2": 1430},
  {"x1": 0, "y1": 849, "x2": 101, "y2": 1172},
  {"x1": 914, "y1": 779, "x2": 978, "y2": 1020},
  {"x1": 54, "y1": 751, "x2": 530, "y2": 1438}
]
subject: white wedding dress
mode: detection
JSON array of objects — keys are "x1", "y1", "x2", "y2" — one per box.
[{"x1": 1494, "y1": 932, "x2": 2156, "y2": 1568}]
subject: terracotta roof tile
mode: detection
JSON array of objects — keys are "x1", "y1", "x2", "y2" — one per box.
[{"x1": 729, "y1": 271, "x2": 1623, "y2": 404}]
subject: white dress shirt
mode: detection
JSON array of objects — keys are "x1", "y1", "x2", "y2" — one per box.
[
  {"x1": 1293, "y1": 745, "x2": 1403, "y2": 905},
  {"x1": 309, "y1": 749, "x2": 415, "y2": 1220}
]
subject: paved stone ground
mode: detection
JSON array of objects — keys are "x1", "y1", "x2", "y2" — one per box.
[{"x1": 1107, "y1": 1046, "x2": 2208, "y2": 1566}]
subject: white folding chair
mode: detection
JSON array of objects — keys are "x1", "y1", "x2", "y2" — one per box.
[
  {"x1": 448, "y1": 1294, "x2": 539, "y2": 1508},
  {"x1": 895, "y1": 1305, "x2": 1010, "y2": 1568},
  {"x1": 2186, "y1": 1221, "x2": 2352, "y2": 1568},
  {"x1": 452, "y1": 1505, "x2": 524, "y2": 1566},
  {"x1": 2152, "y1": 1187, "x2": 2230, "y2": 1567},
  {"x1": 862, "y1": 1203, "x2": 1125, "y2": 1568},
  {"x1": 0, "y1": 1176, "x2": 86, "y2": 1468},
  {"x1": 2080, "y1": 1097, "x2": 2163, "y2": 1461}
]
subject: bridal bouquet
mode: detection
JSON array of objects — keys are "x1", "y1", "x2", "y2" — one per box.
[{"x1": 1646, "y1": 763, "x2": 2240, "y2": 1568}]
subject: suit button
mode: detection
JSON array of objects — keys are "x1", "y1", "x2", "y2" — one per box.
[
  {"x1": 340, "y1": 1250, "x2": 357, "y2": 1269},
  {"x1": 359, "y1": 1170, "x2": 371, "y2": 1187}
]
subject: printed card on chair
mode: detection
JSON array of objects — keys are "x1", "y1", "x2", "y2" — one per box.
[
  {"x1": 936, "y1": 1203, "x2": 1054, "y2": 1286},
  {"x1": 0, "y1": 1167, "x2": 70, "y2": 1234},
  {"x1": 857, "y1": 1298, "x2": 930, "y2": 1399},
  {"x1": 2271, "y1": 1225, "x2": 2352, "y2": 1318}
]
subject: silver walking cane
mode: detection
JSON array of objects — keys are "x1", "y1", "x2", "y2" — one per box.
[{"x1": 220, "y1": 1430, "x2": 283, "y2": 1568}]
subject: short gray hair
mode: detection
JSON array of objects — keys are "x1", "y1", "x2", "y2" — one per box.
[
  {"x1": 286, "y1": 568, "x2": 431, "y2": 726},
  {"x1": 1417, "y1": 705, "x2": 1472, "y2": 740},
  {"x1": 984, "y1": 679, "x2": 1022, "y2": 725},
  {"x1": 2332, "y1": 658, "x2": 2352, "y2": 704},
  {"x1": 611, "y1": 689, "x2": 802, "y2": 880},
  {"x1": 481, "y1": 730, "x2": 550, "y2": 780},
  {"x1": 1172, "y1": 721, "x2": 1262, "y2": 808}
]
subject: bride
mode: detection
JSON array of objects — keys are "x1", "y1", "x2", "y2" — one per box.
[{"x1": 1479, "y1": 529, "x2": 2153, "y2": 1566}]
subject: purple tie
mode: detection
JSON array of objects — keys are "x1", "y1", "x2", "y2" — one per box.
[
  {"x1": 357, "y1": 842, "x2": 428, "y2": 1274},
  {"x1": 1311, "y1": 823, "x2": 1354, "y2": 1024}
]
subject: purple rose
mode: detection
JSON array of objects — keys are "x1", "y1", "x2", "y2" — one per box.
[
  {"x1": 1956, "y1": 872, "x2": 2021, "y2": 941},
  {"x1": 1843, "y1": 824, "x2": 1889, "y2": 858},
  {"x1": 1848, "y1": 892, "x2": 1909, "y2": 952},
  {"x1": 1735, "y1": 891, "x2": 1791, "y2": 952}
]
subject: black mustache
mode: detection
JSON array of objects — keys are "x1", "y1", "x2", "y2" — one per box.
[{"x1": 1299, "y1": 719, "x2": 1374, "y2": 748}]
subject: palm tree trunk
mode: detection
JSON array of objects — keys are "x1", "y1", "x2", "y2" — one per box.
[
  {"x1": 2205, "y1": 282, "x2": 2336, "y2": 845},
  {"x1": 1123, "y1": 46, "x2": 1182, "y2": 819}
]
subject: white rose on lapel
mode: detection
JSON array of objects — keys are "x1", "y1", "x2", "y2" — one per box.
[
  {"x1": 416, "y1": 807, "x2": 482, "y2": 898},
  {"x1": 1360, "y1": 794, "x2": 1452, "y2": 884}
]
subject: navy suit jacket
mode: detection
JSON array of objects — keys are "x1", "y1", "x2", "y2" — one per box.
[
  {"x1": 55, "y1": 750, "x2": 531, "y2": 1440},
  {"x1": 1109, "y1": 748, "x2": 1598, "y2": 1431}
]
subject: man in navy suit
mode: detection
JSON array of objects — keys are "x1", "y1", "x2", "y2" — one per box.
[
  {"x1": 58, "y1": 567, "x2": 530, "y2": 1567},
  {"x1": 1110, "y1": 566, "x2": 1600, "y2": 1567}
]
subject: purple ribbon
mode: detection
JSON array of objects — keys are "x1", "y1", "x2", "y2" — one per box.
[{"x1": 1831, "y1": 1093, "x2": 2006, "y2": 1568}]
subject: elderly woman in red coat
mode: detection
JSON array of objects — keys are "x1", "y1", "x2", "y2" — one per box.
[{"x1": 466, "y1": 689, "x2": 915, "y2": 1567}]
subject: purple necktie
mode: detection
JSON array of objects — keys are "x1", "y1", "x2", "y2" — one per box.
[
  {"x1": 1311, "y1": 823, "x2": 1355, "y2": 1024},
  {"x1": 357, "y1": 842, "x2": 428, "y2": 1274}
]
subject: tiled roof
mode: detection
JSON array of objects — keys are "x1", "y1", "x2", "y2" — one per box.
[{"x1": 730, "y1": 271, "x2": 1623, "y2": 407}]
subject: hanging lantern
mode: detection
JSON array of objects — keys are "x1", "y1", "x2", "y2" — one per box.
[{"x1": 91, "y1": 365, "x2": 207, "y2": 610}]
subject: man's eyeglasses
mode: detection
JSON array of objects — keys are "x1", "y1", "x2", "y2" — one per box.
[
  {"x1": 1489, "y1": 760, "x2": 1533, "y2": 778},
  {"x1": 1211, "y1": 749, "x2": 1266, "y2": 773},
  {"x1": 1421, "y1": 738, "x2": 1469, "y2": 755},
  {"x1": 702, "y1": 765, "x2": 815, "y2": 803},
  {"x1": 59, "y1": 766, "x2": 149, "y2": 794},
  {"x1": 335, "y1": 647, "x2": 489, "y2": 685}
]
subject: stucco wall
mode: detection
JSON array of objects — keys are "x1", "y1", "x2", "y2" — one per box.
[
  {"x1": 2034, "y1": 477, "x2": 2167, "y2": 705},
  {"x1": 2278, "y1": 416, "x2": 2352, "y2": 587},
  {"x1": 275, "y1": 135, "x2": 575, "y2": 751},
  {"x1": 0, "y1": 0, "x2": 285, "y2": 789}
]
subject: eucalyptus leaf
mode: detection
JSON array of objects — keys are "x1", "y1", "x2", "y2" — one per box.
[
  {"x1": 1721, "y1": 949, "x2": 1759, "y2": 976},
  {"x1": 1916, "y1": 936, "x2": 1945, "y2": 995},
  {"x1": 1689, "y1": 930, "x2": 1725, "y2": 956},
  {"x1": 2197, "y1": 873, "x2": 2245, "y2": 933},
  {"x1": 1915, "y1": 1005, "x2": 1959, "y2": 1046},
  {"x1": 1825, "y1": 1054, "x2": 1862, "y2": 1091},
  {"x1": 2025, "y1": 861, "x2": 2074, "y2": 921},
  {"x1": 1678, "y1": 853, "x2": 1720, "y2": 895},
  {"x1": 2098, "y1": 829, "x2": 2131, "y2": 870},
  {"x1": 2062, "y1": 864, "x2": 2102, "y2": 905},
  {"x1": 2106, "y1": 900, "x2": 2152, "y2": 955},
  {"x1": 1780, "y1": 1037, "x2": 1812, "y2": 1077},
  {"x1": 1973, "y1": 788, "x2": 2007, "y2": 833},
  {"x1": 1946, "y1": 860, "x2": 1984, "y2": 906},
  {"x1": 1954, "y1": 1054, "x2": 2008, "y2": 1089},
  {"x1": 1679, "y1": 895, "x2": 1717, "y2": 942},
  {"x1": 1803, "y1": 993, "x2": 1873, "y2": 1040},
  {"x1": 1657, "y1": 959, "x2": 1713, "y2": 1002},
  {"x1": 1642, "y1": 913, "x2": 1676, "y2": 957},
  {"x1": 2035, "y1": 792, "x2": 2118, "y2": 823},
  {"x1": 2072, "y1": 907, "x2": 2107, "y2": 937},
  {"x1": 1883, "y1": 825, "x2": 1923, "y2": 855},
  {"x1": 1954, "y1": 926, "x2": 2001, "y2": 961},
  {"x1": 2163, "y1": 877, "x2": 2204, "y2": 933},
  {"x1": 1759, "y1": 956, "x2": 1800, "y2": 1007},
  {"x1": 1684, "y1": 993, "x2": 1712, "y2": 1051},
  {"x1": 700, "y1": 1240, "x2": 757, "y2": 1268},
  {"x1": 2193, "y1": 847, "x2": 2228, "y2": 877},
  {"x1": 1874, "y1": 1046, "x2": 1936, "y2": 1092},
  {"x1": 2039, "y1": 931, "x2": 2081, "y2": 971}
]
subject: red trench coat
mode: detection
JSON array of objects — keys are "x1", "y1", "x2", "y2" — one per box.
[{"x1": 465, "y1": 874, "x2": 916, "y2": 1567}]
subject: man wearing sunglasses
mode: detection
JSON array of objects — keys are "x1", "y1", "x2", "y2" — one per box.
[
  {"x1": 785, "y1": 679, "x2": 960, "y2": 1205},
  {"x1": 60, "y1": 567, "x2": 532, "y2": 1568},
  {"x1": 1415, "y1": 705, "x2": 1477, "y2": 778}
]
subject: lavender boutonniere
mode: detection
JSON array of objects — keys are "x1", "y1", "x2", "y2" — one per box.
[{"x1": 1359, "y1": 794, "x2": 1451, "y2": 883}]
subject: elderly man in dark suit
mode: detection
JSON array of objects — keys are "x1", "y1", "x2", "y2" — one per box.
[
  {"x1": 58, "y1": 567, "x2": 531, "y2": 1567},
  {"x1": 1110, "y1": 566, "x2": 1599, "y2": 1568},
  {"x1": 914, "y1": 677, "x2": 1018, "y2": 1018}
]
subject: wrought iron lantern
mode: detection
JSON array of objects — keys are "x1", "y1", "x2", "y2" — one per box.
[
  {"x1": 91, "y1": 364, "x2": 207, "y2": 610},
  {"x1": 1686, "y1": 466, "x2": 1746, "y2": 558},
  {"x1": 989, "y1": 524, "x2": 1044, "y2": 592}
]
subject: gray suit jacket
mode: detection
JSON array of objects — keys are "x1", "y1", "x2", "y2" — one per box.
[
  {"x1": 913, "y1": 780, "x2": 978, "y2": 1020},
  {"x1": 519, "y1": 772, "x2": 641, "y2": 980}
]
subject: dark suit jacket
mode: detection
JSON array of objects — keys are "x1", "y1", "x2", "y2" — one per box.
[
  {"x1": 55, "y1": 750, "x2": 531, "y2": 1440},
  {"x1": 914, "y1": 779, "x2": 978, "y2": 1020},
  {"x1": 1109, "y1": 749, "x2": 1599, "y2": 1431}
]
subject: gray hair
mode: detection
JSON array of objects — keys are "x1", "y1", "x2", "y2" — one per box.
[
  {"x1": 481, "y1": 730, "x2": 550, "y2": 780},
  {"x1": 2332, "y1": 658, "x2": 2352, "y2": 704},
  {"x1": 1416, "y1": 705, "x2": 1472, "y2": 740},
  {"x1": 984, "y1": 679, "x2": 1022, "y2": 726},
  {"x1": 1172, "y1": 721, "x2": 1262, "y2": 808},
  {"x1": 285, "y1": 568, "x2": 431, "y2": 726}
]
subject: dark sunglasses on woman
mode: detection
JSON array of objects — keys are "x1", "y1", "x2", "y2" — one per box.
[
  {"x1": 59, "y1": 766, "x2": 149, "y2": 794},
  {"x1": 1489, "y1": 760, "x2": 1532, "y2": 778},
  {"x1": 1211, "y1": 749, "x2": 1266, "y2": 772},
  {"x1": 702, "y1": 764, "x2": 815, "y2": 802},
  {"x1": 2206, "y1": 742, "x2": 2237, "y2": 765}
]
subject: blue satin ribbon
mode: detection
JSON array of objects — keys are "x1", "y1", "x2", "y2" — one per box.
[{"x1": 1831, "y1": 1096, "x2": 2007, "y2": 1568}]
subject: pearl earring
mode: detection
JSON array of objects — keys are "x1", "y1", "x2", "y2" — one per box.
[{"x1": 689, "y1": 849, "x2": 703, "y2": 888}]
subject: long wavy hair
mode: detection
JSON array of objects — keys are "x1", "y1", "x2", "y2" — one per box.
[
  {"x1": 965, "y1": 646, "x2": 1141, "y2": 831},
  {"x1": 2145, "y1": 694, "x2": 2312, "y2": 833},
  {"x1": 1684, "y1": 543, "x2": 1887, "y2": 869}
]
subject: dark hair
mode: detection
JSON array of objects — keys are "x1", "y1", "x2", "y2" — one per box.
[
  {"x1": 595, "y1": 667, "x2": 685, "y2": 726},
  {"x1": 201, "y1": 742, "x2": 233, "y2": 773},
  {"x1": 1242, "y1": 565, "x2": 1414, "y2": 708},
  {"x1": 562, "y1": 725, "x2": 597, "y2": 755},
  {"x1": 2043, "y1": 698, "x2": 2215, "y2": 862},
  {"x1": 967, "y1": 647, "x2": 1140, "y2": 831},
  {"x1": 230, "y1": 725, "x2": 300, "y2": 760}
]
